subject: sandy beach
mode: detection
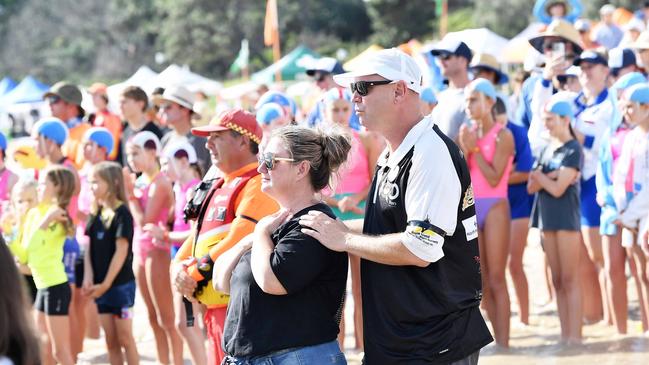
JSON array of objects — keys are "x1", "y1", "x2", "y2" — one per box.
[{"x1": 76, "y1": 230, "x2": 649, "y2": 364}]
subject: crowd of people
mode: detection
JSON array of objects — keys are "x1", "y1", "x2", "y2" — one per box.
[{"x1": 2, "y1": 1, "x2": 649, "y2": 365}]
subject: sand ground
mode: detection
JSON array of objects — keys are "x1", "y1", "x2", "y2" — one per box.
[{"x1": 76, "y1": 230, "x2": 649, "y2": 364}]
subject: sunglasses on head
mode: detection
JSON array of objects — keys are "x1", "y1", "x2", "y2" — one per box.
[
  {"x1": 438, "y1": 53, "x2": 454, "y2": 61},
  {"x1": 350, "y1": 80, "x2": 393, "y2": 97},
  {"x1": 46, "y1": 95, "x2": 62, "y2": 105},
  {"x1": 314, "y1": 72, "x2": 328, "y2": 82},
  {"x1": 258, "y1": 152, "x2": 295, "y2": 171}
]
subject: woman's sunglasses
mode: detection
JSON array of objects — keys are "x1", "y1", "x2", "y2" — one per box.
[
  {"x1": 258, "y1": 152, "x2": 295, "y2": 170},
  {"x1": 350, "y1": 80, "x2": 393, "y2": 96}
]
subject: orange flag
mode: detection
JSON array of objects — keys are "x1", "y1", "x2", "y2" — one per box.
[{"x1": 264, "y1": 0, "x2": 279, "y2": 47}]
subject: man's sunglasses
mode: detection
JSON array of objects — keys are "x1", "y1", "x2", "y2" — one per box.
[
  {"x1": 313, "y1": 72, "x2": 328, "y2": 82},
  {"x1": 46, "y1": 95, "x2": 62, "y2": 105},
  {"x1": 542, "y1": 41, "x2": 564, "y2": 51},
  {"x1": 258, "y1": 152, "x2": 295, "y2": 171},
  {"x1": 350, "y1": 80, "x2": 393, "y2": 96}
]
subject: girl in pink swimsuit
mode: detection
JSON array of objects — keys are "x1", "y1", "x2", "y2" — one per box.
[
  {"x1": 459, "y1": 78, "x2": 514, "y2": 348},
  {"x1": 146, "y1": 140, "x2": 206, "y2": 365},
  {"x1": 321, "y1": 87, "x2": 385, "y2": 350},
  {"x1": 0, "y1": 131, "x2": 18, "y2": 219},
  {"x1": 125, "y1": 131, "x2": 183, "y2": 365}
]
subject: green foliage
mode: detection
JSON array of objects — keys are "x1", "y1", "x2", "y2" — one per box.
[
  {"x1": 366, "y1": 0, "x2": 437, "y2": 46},
  {"x1": 473, "y1": 0, "x2": 533, "y2": 38}
]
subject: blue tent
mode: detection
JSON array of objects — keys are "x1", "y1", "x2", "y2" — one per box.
[
  {"x1": 1, "y1": 76, "x2": 49, "y2": 105},
  {"x1": 0, "y1": 77, "x2": 17, "y2": 96}
]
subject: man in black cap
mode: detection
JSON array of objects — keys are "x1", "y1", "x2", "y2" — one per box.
[
  {"x1": 429, "y1": 39, "x2": 472, "y2": 141},
  {"x1": 608, "y1": 47, "x2": 639, "y2": 83}
]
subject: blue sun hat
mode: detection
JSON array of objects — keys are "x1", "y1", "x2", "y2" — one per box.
[
  {"x1": 612, "y1": 72, "x2": 647, "y2": 93},
  {"x1": 255, "y1": 90, "x2": 292, "y2": 110},
  {"x1": 255, "y1": 102, "x2": 285, "y2": 125},
  {"x1": 624, "y1": 83, "x2": 649, "y2": 104},
  {"x1": 34, "y1": 117, "x2": 69, "y2": 145},
  {"x1": 465, "y1": 78, "x2": 497, "y2": 101},
  {"x1": 419, "y1": 87, "x2": 437, "y2": 104},
  {"x1": 545, "y1": 93, "x2": 575, "y2": 119},
  {"x1": 83, "y1": 127, "x2": 114, "y2": 156}
]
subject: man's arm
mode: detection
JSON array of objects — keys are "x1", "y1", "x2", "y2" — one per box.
[{"x1": 299, "y1": 212, "x2": 429, "y2": 268}]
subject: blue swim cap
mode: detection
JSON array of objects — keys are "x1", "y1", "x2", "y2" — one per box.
[
  {"x1": 322, "y1": 88, "x2": 352, "y2": 105},
  {"x1": 624, "y1": 83, "x2": 649, "y2": 104},
  {"x1": 545, "y1": 94, "x2": 574, "y2": 118},
  {"x1": 419, "y1": 87, "x2": 437, "y2": 104},
  {"x1": 34, "y1": 117, "x2": 69, "y2": 145},
  {"x1": 612, "y1": 72, "x2": 647, "y2": 93},
  {"x1": 255, "y1": 91, "x2": 292, "y2": 110},
  {"x1": 0, "y1": 131, "x2": 6, "y2": 151},
  {"x1": 83, "y1": 127, "x2": 114, "y2": 155},
  {"x1": 465, "y1": 78, "x2": 496, "y2": 101},
  {"x1": 256, "y1": 103, "x2": 284, "y2": 125}
]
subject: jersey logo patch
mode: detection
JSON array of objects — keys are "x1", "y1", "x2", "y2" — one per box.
[
  {"x1": 406, "y1": 224, "x2": 443, "y2": 247},
  {"x1": 462, "y1": 215, "x2": 478, "y2": 241},
  {"x1": 462, "y1": 185, "x2": 475, "y2": 211},
  {"x1": 380, "y1": 180, "x2": 400, "y2": 203}
]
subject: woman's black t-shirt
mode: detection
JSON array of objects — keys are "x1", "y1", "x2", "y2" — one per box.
[
  {"x1": 223, "y1": 203, "x2": 348, "y2": 358},
  {"x1": 85, "y1": 204, "x2": 135, "y2": 286}
]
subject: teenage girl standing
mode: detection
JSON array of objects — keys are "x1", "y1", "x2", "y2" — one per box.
[
  {"x1": 528, "y1": 96, "x2": 584, "y2": 344},
  {"x1": 125, "y1": 131, "x2": 183, "y2": 365}
]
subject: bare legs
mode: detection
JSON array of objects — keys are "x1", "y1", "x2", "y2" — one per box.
[
  {"x1": 543, "y1": 230, "x2": 582, "y2": 343},
  {"x1": 581, "y1": 227, "x2": 606, "y2": 324},
  {"x1": 134, "y1": 248, "x2": 184, "y2": 365},
  {"x1": 509, "y1": 218, "x2": 530, "y2": 325},
  {"x1": 479, "y1": 200, "x2": 511, "y2": 347},
  {"x1": 602, "y1": 232, "x2": 627, "y2": 334},
  {"x1": 100, "y1": 313, "x2": 139, "y2": 365},
  {"x1": 174, "y1": 291, "x2": 207, "y2": 365}
]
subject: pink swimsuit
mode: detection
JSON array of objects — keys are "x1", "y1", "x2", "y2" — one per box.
[
  {"x1": 172, "y1": 178, "x2": 200, "y2": 233},
  {"x1": 0, "y1": 168, "x2": 12, "y2": 217},
  {"x1": 75, "y1": 167, "x2": 93, "y2": 248},
  {"x1": 133, "y1": 173, "x2": 171, "y2": 262},
  {"x1": 468, "y1": 123, "x2": 513, "y2": 229},
  {"x1": 335, "y1": 131, "x2": 371, "y2": 194}
]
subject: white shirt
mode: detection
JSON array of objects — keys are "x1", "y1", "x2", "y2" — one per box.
[
  {"x1": 375, "y1": 115, "x2": 463, "y2": 262},
  {"x1": 431, "y1": 87, "x2": 468, "y2": 141}
]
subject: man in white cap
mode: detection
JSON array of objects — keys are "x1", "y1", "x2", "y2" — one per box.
[
  {"x1": 591, "y1": 4, "x2": 623, "y2": 50},
  {"x1": 298, "y1": 48, "x2": 492, "y2": 365},
  {"x1": 157, "y1": 85, "x2": 211, "y2": 174}
]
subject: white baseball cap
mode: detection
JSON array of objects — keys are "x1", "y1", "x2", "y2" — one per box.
[
  {"x1": 163, "y1": 140, "x2": 198, "y2": 164},
  {"x1": 333, "y1": 48, "x2": 423, "y2": 94},
  {"x1": 129, "y1": 131, "x2": 161, "y2": 156}
]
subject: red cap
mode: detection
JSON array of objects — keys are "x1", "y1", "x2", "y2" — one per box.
[{"x1": 191, "y1": 109, "x2": 262, "y2": 144}]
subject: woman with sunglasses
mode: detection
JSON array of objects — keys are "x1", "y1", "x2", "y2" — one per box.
[
  {"x1": 320, "y1": 87, "x2": 384, "y2": 350},
  {"x1": 214, "y1": 125, "x2": 351, "y2": 364}
]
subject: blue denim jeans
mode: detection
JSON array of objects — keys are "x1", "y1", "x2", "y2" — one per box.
[{"x1": 223, "y1": 340, "x2": 346, "y2": 365}]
